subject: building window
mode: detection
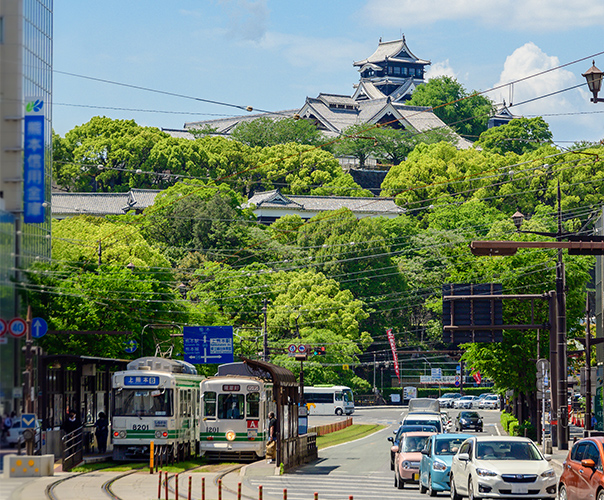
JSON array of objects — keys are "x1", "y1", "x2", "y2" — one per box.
[
  {"x1": 394, "y1": 66, "x2": 401, "y2": 75},
  {"x1": 402, "y1": 67, "x2": 408, "y2": 76},
  {"x1": 388, "y1": 67, "x2": 393, "y2": 75}
]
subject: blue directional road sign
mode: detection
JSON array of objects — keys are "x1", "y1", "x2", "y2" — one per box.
[
  {"x1": 31, "y1": 317, "x2": 48, "y2": 339},
  {"x1": 21, "y1": 414, "x2": 36, "y2": 429},
  {"x1": 124, "y1": 339, "x2": 138, "y2": 354},
  {"x1": 184, "y1": 326, "x2": 234, "y2": 365}
]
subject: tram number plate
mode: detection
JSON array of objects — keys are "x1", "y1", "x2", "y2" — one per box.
[
  {"x1": 132, "y1": 424, "x2": 149, "y2": 431},
  {"x1": 207, "y1": 427, "x2": 219, "y2": 433}
]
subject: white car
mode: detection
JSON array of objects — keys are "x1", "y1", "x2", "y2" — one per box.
[
  {"x1": 479, "y1": 394, "x2": 500, "y2": 410},
  {"x1": 5, "y1": 419, "x2": 42, "y2": 451},
  {"x1": 454, "y1": 395, "x2": 479, "y2": 409},
  {"x1": 450, "y1": 436, "x2": 557, "y2": 500}
]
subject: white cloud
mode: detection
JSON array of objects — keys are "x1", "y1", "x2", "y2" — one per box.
[
  {"x1": 218, "y1": 0, "x2": 269, "y2": 41},
  {"x1": 492, "y1": 42, "x2": 576, "y2": 115},
  {"x1": 425, "y1": 59, "x2": 457, "y2": 80},
  {"x1": 259, "y1": 32, "x2": 366, "y2": 72},
  {"x1": 362, "y1": 0, "x2": 604, "y2": 31}
]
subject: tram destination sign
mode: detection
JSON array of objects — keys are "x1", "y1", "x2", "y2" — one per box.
[{"x1": 184, "y1": 326, "x2": 234, "y2": 365}]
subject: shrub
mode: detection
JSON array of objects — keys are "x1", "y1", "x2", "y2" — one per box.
[{"x1": 500, "y1": 411, "x2": 518, "y2": 434}]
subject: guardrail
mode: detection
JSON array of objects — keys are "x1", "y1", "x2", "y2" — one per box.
[{"x1": 62, "y1": 426, "x2": 83, "y2": 472}]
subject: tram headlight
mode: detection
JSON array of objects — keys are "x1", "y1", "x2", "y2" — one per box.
[
  {"x1": 118, "y1": 430, "x2": 127, "y2": 438},
  {"x1": 155, "y1": 430, "x2": 163, "y2": 439},
  {"x1": 113, "y1": 431, "x2": 120, "y2": 438},
  {"x1": 225, "y1": 430, "x2": 236, "y2": 441}
]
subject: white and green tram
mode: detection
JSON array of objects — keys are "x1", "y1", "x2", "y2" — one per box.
[
  {"x1": 199, "y1": 367, "x2": 275, "y2": 461},
  {"x1": 112, "y1": 357, "x2": 204, "y2": 462}
]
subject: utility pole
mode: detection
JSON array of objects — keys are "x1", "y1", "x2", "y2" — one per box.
[
  {"x1": 373, "y1": 353, "x2": 376, "y2": 394},
  {"x1": 555, "y1": 183, "x2": 569, "y2": 451},
  {"x1": 262, "y1": 299, "x2": 268, "y2": 362},
  {"x1": 586, "y1": 295, "x2": 592, "y2": 431}
]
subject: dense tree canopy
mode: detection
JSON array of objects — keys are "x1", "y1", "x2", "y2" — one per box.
[
  {"x1": 476, "y1": 117, "x2": 553, "y2": 155},
  {"x1": 407, "y1": 76, "x2": 495, "y2": 140}
]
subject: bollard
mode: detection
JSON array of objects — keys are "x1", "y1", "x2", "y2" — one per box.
[
  {"x1": 188, "y1": 476, "x2": 192, "y2": 500},
  {"x1": 283, "y1": 488, "x2": 287, "y2": 500},
  {"x1": 202, "y1": 477, "x2": 205, "y2": 500},
  {"x1": 218, "y1": 478, "x2": 222, "y2": 500},
  {"x1": 349, "y1": 497, "x2": 353, "y2": 500},
  {"x1": 314, "y1": 493, "x2": 318, "y2": 500},
  {"x1": 157, "y1": 471, "x2": 163, "y2": 500},
  {"x1": 165, "y1": 474, "x2": 169, "y2": 500},
  {"x1": 176, "y1": 473, "x2": 179, "y2": 500},
  {"x1": 150, "y1": 441, "x2": 155, "y2": 474},
  {"x1": 259, "y1": 485, "x2": 263, "y2": 500},
  {"x1": 238, "y1": 482, "x2": 242, "y2": 500}
]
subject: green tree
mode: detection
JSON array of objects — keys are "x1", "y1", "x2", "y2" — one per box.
[
  {"x1": 334, "y1": 124, "x2": 378, "y2": 168},
  {"x1": 407, "y1": 76, "x2": 495, "y2": 139},
  {"x1": 254, "y1": 143, "x2": 372, "y2": 196},
  {"x1": 227, "y1": 116, "x2": 325, "y2": 148},
  {"x1": 476, "y1": 117, "x2": 553, "y2": 155},
  {"x1": 139, "y1": 180, "x2": 256, "y2": 265},
  {"x1": 24, "y1": 216, "x2": 184, "y2": 358},
  {"x1": 53, "y1": 116, "x2": 168, "y2": 192}
]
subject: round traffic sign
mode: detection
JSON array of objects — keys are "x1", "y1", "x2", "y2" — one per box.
[
  {"x1": 124, "y1": 339, "x2": 138, "y2": 354},
  {"x1": 0, "y1": 318, "x2": 7, "y2": 337},
  {"x1": 298, "y1": 344, "x2": 307, "y2": 353},
  {"x1": 31, "y1": 317, "x2": 48, "y2": 339},
  {"x1": 8, "y1": 318, "x2": 27, "y2": 338},
  {"x1": 288, "y1": 344, "x2": 297, "y2": 353}
]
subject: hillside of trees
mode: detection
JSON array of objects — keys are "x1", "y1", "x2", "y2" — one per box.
[{"x1": 39, "y1": 109, "x2": 604, "y2": 402}]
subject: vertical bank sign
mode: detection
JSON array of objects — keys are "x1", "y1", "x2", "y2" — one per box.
[{"x1": 23, "y1": 97, "x2": 45, "y2": 223}]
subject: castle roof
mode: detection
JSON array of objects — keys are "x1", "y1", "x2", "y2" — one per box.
[{"x1": 354, "y1": 37, "x2": 430, "y2": 67}]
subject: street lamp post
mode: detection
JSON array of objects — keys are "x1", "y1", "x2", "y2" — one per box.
[{"x1": 582, "y1": 61, "x2": 604, "y2": 103}]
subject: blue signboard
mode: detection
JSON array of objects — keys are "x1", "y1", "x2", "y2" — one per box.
[
  {"x1": 124, "y1": 375, "x2": 160, "y2": 386},
  {"x1": 23, "y1": 98, "x2": 46, "y2": 224},
  {"x1": 21, "y1": 414, "x2": 37, "y2": 429},
  {"x1": 124, "y1": 339, "x2": 138, "y2": 353},
  {"x1": 183, "y1": 326, "x2": 234, "y2": 365},
  {"x1": 31, "y1": 317, "x2": 48, "y2": 339}
]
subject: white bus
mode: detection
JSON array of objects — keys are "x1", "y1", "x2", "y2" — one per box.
[{"x1": 303, "y1": 385, "x2": 354, "y2": 415}]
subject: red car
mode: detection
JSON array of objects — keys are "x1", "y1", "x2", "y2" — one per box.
[
  {"x1": 392, "y1": 431, "x2": 435, "y2": 489},
  {"x1": 559, "y1": 436, "x2": 604, "y2": 500}
]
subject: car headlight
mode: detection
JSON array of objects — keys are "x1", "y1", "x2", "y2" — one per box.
[
  {"x1": 402, "y1": 460, "x2": 411, "y2": 469},
  {"x1": 433, "y1": 461, "x2": 447, "y2": 471},
  {"x1": 226, "y1": 430, "x2": 236, "y2": 441},
  {"x1": 541, "y1": 469, "x2": 555, "y2": 478},
  {"x1": 476, "y1": 468, "x2": 497, "y2": 477}
]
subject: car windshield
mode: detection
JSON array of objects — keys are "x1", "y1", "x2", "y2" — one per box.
[
  {"x1": 460, "y1": 412, "x2": 479, "y2": 418},
  {"x1": 405, "y1": 419, "x2": 440, "y2": 430},
  {"x1": 402, "y1": 435, "x2": 429, "y2": 452},
  {"x1": 475, "y1": 441, "x2": 543, "y2": 460},
  {"x1": 435, "y1": 437, "x2": 467, "y2": 456}
]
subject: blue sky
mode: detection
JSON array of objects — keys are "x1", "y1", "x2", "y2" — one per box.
[{"x1": 53, "y1": 0, "x2": 604, "y2": 146}]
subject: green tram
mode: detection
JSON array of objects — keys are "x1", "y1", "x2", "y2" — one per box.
[
  {"x1": 199, "y1": 364, "x2": 276, "y2": 461},
  {"x1": 111, "y1": 357, "x2": 204, "y2": 462}
]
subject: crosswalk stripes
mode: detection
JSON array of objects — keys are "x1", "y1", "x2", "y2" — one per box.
[{"x1": 246, "y1": 472, "x2": 421, "y2": 500}]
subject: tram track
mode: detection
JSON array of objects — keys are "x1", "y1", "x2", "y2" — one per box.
[
  {"x1": 45, "y1": 466, "x2": 142, "y2": 500},
  {"x1": 44, "y1": 461, "x2": 251, "y2": 500}
]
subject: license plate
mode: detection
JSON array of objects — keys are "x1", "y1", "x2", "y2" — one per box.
[{"x1": 511, "y1": 484, "x2": 528, "y2": 494}]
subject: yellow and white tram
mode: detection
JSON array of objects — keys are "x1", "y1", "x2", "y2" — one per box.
[
  {"x1": 111, "y1": 357, "x2": 204, "y2": 462},
  {"x1": 199, "y1": 363, "x2": 276, "y2": 461}
]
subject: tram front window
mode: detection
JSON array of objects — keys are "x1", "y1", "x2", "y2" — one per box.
[
  {"x1": 218, "y1": 394, "x2": 244, "y2": 419},
  {"x1": 113, "y1": 388, "x2": 173, "y2": 417}
]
